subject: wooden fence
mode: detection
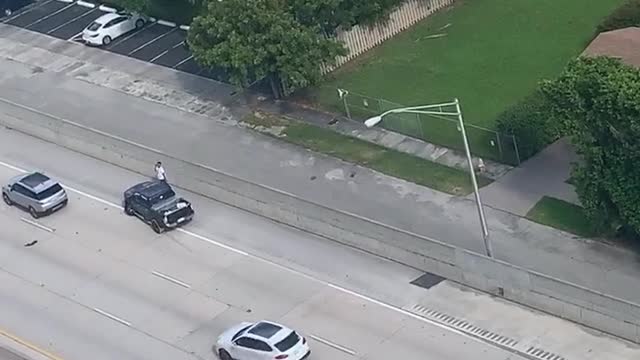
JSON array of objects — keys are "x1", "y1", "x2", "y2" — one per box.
[{"x1": 322, "y1": 0, "x2": 455, "y2": 74}]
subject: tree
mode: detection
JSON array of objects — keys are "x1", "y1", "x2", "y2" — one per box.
[
  {"x1": 286, "y1": 0, "x2": 404, "y2": 34},
  {"x1": 187, "y1": 0, "x2": 345, "y2": 98},
  {"x1": 541, "y1": 56, "x2": 640, "y2": 237}
]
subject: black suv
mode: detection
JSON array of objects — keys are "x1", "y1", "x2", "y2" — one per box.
[{"x1": 123, "y1": 180, "x2": 194, "y2": 233}]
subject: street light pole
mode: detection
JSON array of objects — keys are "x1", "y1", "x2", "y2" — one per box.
[
  {"x1": 453, "y1": 99, "x2": 492, "y2": 258},
  {"x1": 364, "y1": 99, "x2": 493, "y2": 258}
]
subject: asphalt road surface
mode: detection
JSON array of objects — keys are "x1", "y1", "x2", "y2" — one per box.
[{"x1": 0, "y1": 128, "x2": 525, "y2": 360}]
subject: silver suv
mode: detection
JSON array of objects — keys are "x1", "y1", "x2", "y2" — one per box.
[{"x1": 2, "y1": 172, "x2": 68, "y2": 218}]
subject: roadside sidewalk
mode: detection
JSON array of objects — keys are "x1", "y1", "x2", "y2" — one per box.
[{"x1": 1, "y1": 25, "x2": 640, "y2": 310}]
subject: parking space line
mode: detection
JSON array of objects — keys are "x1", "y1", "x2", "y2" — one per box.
[
  {"x1": 47, "y1": 7, "x2": 97, "y2": 34},
  {"x1": 2, "y1": 0, "x2": 55, "y2": 23},
  {"x1": 149, "y1": 41, "x2": 185, "y2": 63},
  {"x1": 128, "y1": 27, "x2": 178, "y2": 56},
  {"x1": 108, "y1": 21, "x2": 157, "y2": 48},
  {"x1": 24, "y1": 1, "x2": 75, "y2": 28},
  {"x1": 172, "y1": 54, "x2": 193, "y2": 69},
  {"x1": 151, "y1": 271, "x2": 191, "y2": 289},
  {"x1": 92, "y1": 307, "x2": 131, "y2": 327},
  {"x1": 68, "y1": 31, "x2": 83, "y2": 41}
]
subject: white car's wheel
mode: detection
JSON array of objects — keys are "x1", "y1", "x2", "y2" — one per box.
[
  {"x1": 102, "y1": 35, "x2": 112, "y2": 46},
  {"x1": 2, "y1": 192, "x2": 12, "y2": 206},
  {"x1": 135, "y1": 19, "x2": 145, "y2": 29},
  {"x1": 217, "y1": 349, "x2": 232, "y2": 360}
]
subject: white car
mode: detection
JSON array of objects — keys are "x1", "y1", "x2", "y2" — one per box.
[
  {"x1": 82, "y1": 12, "x2": 146, "y2": 46},
  {"x1": 216, "y1": 321, "x2": 310, "y2": 360}
]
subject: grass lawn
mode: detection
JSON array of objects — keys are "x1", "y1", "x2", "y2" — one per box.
[
  {"x1": 526, "y1": 196, "x2": 595, "y2": 237},
  {"x1": 311, "y1": 0, "x2": 625, "y2": 160},
  {"x1": 243, "y1": 113, "x2": 492, "y2": 196}
]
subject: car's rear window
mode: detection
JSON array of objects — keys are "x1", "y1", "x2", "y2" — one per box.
[
  {"x1": 35, "y1": 184, "x2": 63, "y2": 200},
  {"x1": 274, "y1": 331, "x2": 299, "y2": 352},
  {"x1": 87, "y1": 21, "x2": 101, "y2": 31}
]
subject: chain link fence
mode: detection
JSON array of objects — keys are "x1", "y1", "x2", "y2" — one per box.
[{"x1": 328, "y1": 88, "x2": 521, "y2": 165}]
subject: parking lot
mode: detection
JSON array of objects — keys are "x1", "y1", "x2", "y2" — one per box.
[{"x1": 2, "y1": 0, "x2": 228, "y2": 82}]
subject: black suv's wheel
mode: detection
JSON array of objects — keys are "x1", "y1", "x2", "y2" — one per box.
[
  {"x1": 29, "y1": 206, "x2": 41, "y2": 219},
  {"x1": 2, "y1": 192, "x2": 12, "y2": 206},
  {"x1": 124, "y1": 202, "x2": 135, "y2": 216},
  {"x1": 218, "y1": 349, "x2": 232, "y2": 360},
  {"x1": 151, "y1": 220, "x2": 163, "y2": 234}
]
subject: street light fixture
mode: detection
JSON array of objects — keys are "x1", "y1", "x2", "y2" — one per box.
[{"x1": 364, "y1": 99, "x2": 493, "y2": 258}]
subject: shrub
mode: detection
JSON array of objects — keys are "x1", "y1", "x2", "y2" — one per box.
[
  {"x1": 495, "y1": 90, "x2": 562, "y2": 161},
  {"x1": 596, "y1": 0, "x2": 640, "y2": 33}
]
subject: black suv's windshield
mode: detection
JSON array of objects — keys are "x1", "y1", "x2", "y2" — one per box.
[{"x1": 34, "y1": 184, "x2": 63, "y2": 200}]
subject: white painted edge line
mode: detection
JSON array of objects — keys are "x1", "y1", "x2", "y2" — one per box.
[
  {"x1": 76, "y1": 1, "x2": 96, "y2": 8},
  {"x1": 98, "y1": 5, "x2": 116, "y2": 13},
  {"x1": 179, "y1": 25, "x2": 190, "y2": 31},
  {"x1": 0, "y1": 159, "x2": 519, "y2": 354},
  {"x1": 157, "y1": 19, "x2": 176, "y2": 27},
  {"x1": 20, "y1": 217, "x2": 54, "y2": 233},
  {"x1": 151, "y1": 271, "x2": 191, "y2": 289},
  {"x1": 93, "y1": 308, "x2": 131, "y2": 327},
  {"x1": 309, "y1": 335, "x2": 356, "y2": 355}
]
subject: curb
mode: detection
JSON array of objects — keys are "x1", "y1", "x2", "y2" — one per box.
[{"x1": 0, "y1": 328, "x2": 64, "y2": 360}]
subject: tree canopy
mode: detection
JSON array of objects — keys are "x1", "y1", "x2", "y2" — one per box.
[
  {"x1": 187, "y1": 0, "x2": 346, "y2": 97},
  {"x1": 541, "y1": 56, "x2": 640, "y2": 237}
]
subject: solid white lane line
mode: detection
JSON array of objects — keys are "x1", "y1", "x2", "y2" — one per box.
[
  {"x1": 20, "y1": 217, "x2": 54, "y2": 233},
  {"x1": 25, "y1": 2, "x2": 75, "y2": 28},
  {"x1": 0, "y1": 156, "x2": 517, "y2": 353},
  {"x1": 172, "y1": 55, "x2": 192, "y2": 69},
  {"x1": 92, "y1": 307, "x2": 131, "y2": 327},
  {"x1": 47, "y1": 7, "x2": 97, "y2": 34},
  {"x1": 309, "y1": 335, "x2": 356, "y2": 356},
  {"x1": 128, "y1": 27, "x2": 178, "y2": 56},
  {"x1": 152, "y1": 271, "x2": 191, "y2": 289}
]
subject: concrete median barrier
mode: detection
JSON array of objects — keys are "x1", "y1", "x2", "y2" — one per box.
[{"x1": 2, "y1": 102, "x2": 640, "y2": 343}]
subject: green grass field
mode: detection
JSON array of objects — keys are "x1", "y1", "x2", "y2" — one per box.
[
  {"x1": 312, "y1": 0, "x2": 625, "y2": 159},
  {"x1": 527, "y1": 196, "x2": 595, "y2": 237}
]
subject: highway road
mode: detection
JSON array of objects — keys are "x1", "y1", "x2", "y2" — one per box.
[{"x1": 0, "y1": 128, "x2": 525, "y2": 359}]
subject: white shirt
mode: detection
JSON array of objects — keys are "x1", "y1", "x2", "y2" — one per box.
[{"x1": 155, "y1": 165, "x2": 166, "y2": 181}]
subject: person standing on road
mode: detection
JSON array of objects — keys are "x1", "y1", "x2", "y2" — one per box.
[{"x1": 154, "y1": 161, "x2": 167, "y2": 182}]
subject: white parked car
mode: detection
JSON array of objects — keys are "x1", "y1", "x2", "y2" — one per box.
[
  {"x1": 82, "y1": 12, "x2": 146, "y2": 46},
  {"x1": 216, "y1": 321, "x2": 310, "y2": 360}
]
